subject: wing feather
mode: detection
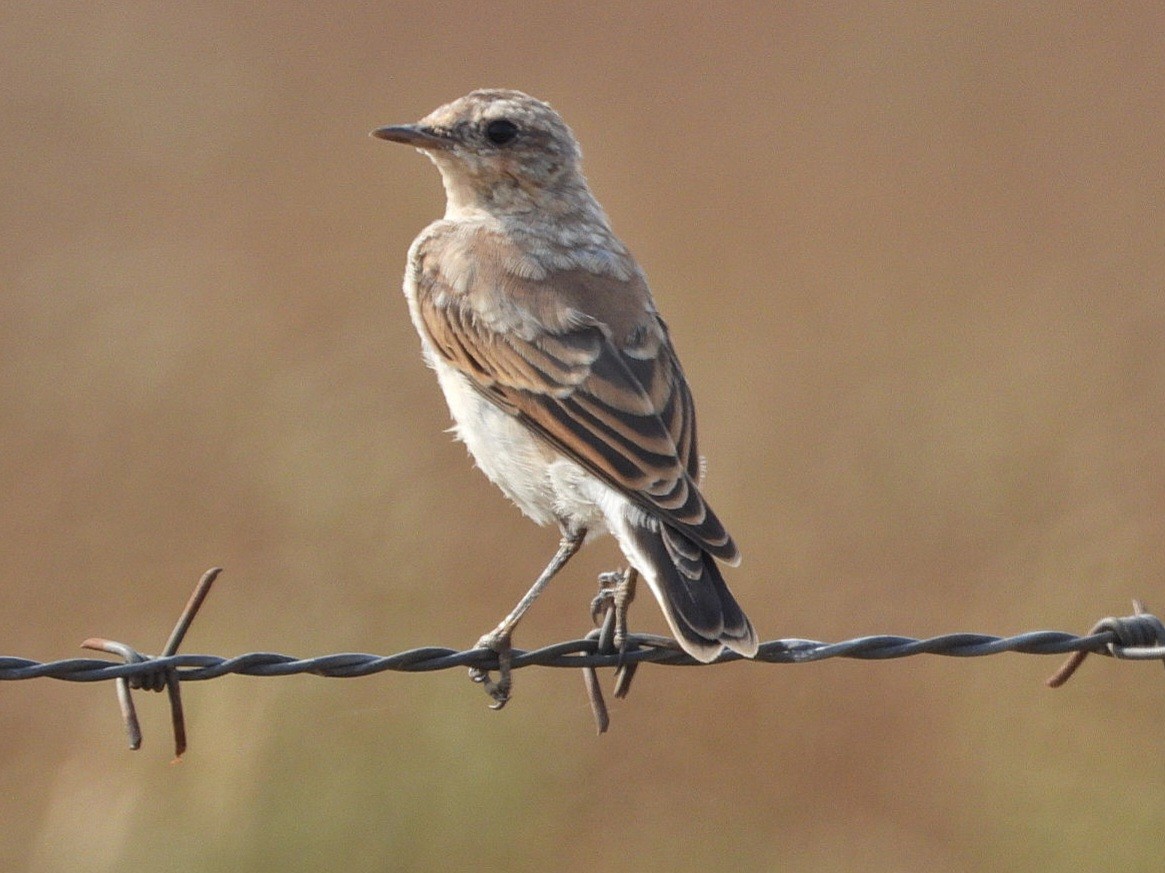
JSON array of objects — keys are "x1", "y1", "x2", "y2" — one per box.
[{"x1": 413, "y1": 227, "x2": 738, "y2": 562}]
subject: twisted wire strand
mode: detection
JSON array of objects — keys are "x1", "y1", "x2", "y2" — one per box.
[
  {"x1": 0, "y1": 629, "x2": 1132, "y2": 683},
  {"x1": 4, "y1": 568, "x2": 1162, "y2": 752}
]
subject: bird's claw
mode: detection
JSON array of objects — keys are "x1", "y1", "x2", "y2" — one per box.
[
  {"x1": 590, "y1": 571, "x2": 624, "y2": 625},
  {"x1": 591, "y1": 569, "x2": 637, "y2": 661},
  {"x1": 583, "y1": 568, "x2": 642, "y2": 731},
  {"x1": 469, "y1": 631, "x2": 513, "y2": 709}
]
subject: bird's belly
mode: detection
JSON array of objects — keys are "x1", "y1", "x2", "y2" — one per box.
[{"x1": 432, "y1": 360, "x2": 609, "y2": 533}]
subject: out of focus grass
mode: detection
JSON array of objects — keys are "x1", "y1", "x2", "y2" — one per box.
[{"x1": 2, "y1": 4, "x2": 1163, "y2": 871}]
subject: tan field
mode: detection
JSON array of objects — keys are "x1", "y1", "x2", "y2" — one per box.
[{"x1": 2, "y1": 4, "x2": 1162, "y2": 871}]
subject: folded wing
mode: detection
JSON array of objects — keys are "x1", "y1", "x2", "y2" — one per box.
[{"x1": 412, "y1": 227, "x2": 739, "y2": 564}]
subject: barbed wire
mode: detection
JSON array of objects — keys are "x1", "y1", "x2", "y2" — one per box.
[{"x1": 3, "y1": 568, "x2": 1163, "y2": 753}]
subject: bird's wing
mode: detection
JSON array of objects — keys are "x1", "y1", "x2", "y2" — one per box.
[{"x1": 412, "y1": 229, "x2": 738, "y2": 563}]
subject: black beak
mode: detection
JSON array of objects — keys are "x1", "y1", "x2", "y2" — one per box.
[{"x1": 370, "y1": 124, "x2": 451, "y2": 150}]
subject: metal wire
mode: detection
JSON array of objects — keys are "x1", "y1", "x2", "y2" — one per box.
[
  {"x1": 3, "y1": 569, "x2": 1163, "y2": 752},
  {"x1": 0, "y1": 629, "x2": 1140, "y2": 682}
]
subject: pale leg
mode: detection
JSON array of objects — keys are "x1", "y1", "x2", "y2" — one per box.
[{"x1": 470, "y1": 526, "x2": 587, "y2": 707}]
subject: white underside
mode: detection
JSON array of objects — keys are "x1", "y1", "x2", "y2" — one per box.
[{"x1": 433, "y1": 355, "x2": 617, "y2": 533}]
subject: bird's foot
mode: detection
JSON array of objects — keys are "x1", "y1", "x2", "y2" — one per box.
[
  {"x1": 590, "y1": 569, "x2": 639, "y2": 702},
  {"x1": 469, "y1": 630, "x2": 513, "y2": 710},
  {"x1": 590, "y1": 568, "x2": 638, "y2": 662},
  {"x1": 590, "y1": 571, "x2": 624, "y2": 624},
  {"x1": 584, "y1": 569, "x2": 644, "y2": 731}
]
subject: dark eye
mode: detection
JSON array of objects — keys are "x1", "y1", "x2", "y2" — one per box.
[{"x1": 485, "y1": 118, "x2": 519, "y2": 146}]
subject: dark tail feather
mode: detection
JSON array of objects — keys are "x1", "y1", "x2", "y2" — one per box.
[{"x1": 621, "y1": 521, "x2": 758, "y2": 663}]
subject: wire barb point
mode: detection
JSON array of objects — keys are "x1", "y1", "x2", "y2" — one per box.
[
  {"x1": 1046, "y1": 600, "x2": 1165, "y2": 688},
  {"x1": 80, "y1": 567, "x2": 221, "y2": 757}
]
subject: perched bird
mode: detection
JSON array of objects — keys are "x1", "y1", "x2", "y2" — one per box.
[{"x1": 373, "y1": 90, "x2": 757, "y2": 704}]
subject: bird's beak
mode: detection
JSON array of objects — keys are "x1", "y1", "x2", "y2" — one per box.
[{"x1": 370, "y1": 124, "x2": 451, "y2": 150}]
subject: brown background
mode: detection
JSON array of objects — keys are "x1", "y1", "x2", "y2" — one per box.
[{"x1": 2, "y1": 3, "x2": 1163, "y2": 871}]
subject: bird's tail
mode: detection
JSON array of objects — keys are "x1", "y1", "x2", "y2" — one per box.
[{"x1": 614, "y1": 516, "x2": 758, "y2": 663}]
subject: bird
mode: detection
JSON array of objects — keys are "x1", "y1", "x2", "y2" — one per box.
[{"x1": 372, "y1": 90, "x2": 758, "y2": 705}]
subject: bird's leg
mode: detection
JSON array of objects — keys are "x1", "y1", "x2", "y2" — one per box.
[
  {"x1": 470, "y1": 526, "x2": 586, "y2": 708},
  {"x1": 611, "y1": 567, "x2": 639, "y2": 699},
  {"x1": 612, "y1": 567, "x2": 638, "y2": 652}
]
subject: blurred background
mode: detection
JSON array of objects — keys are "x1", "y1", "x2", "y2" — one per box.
[{"x1": 2, "y1": 2, "x2": 1163, "y2": 871}]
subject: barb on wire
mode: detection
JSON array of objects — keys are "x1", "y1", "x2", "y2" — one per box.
[
  {"x1": 2, "y1": 569, "x2": 1163, "y2": 751},
  {"x1": 1045, "y1": 599, "x2": 1165, "y2": 687},
  {"x1": 79, "y1": 567, "x2": 220, "y2": 760}
]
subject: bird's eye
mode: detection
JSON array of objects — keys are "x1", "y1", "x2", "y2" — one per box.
[{"x1": 485, "y1": 118, "x2": 519, "y2": 146}]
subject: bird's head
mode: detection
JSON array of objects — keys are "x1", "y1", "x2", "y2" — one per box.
[{"x1": 373, "y1": 89, "x2": 592, "y2": 219}]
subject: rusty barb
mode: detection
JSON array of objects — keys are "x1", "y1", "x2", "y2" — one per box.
[
  {"x1": 81, "y1": 567, "x2": 221, "y2": 760},
  {"x1": 2, "y1": 570, "x2": 1163, "y2": 755},
  {"x1": 1045, "y1": 599, "x2": 1165, "y2": 688}
]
